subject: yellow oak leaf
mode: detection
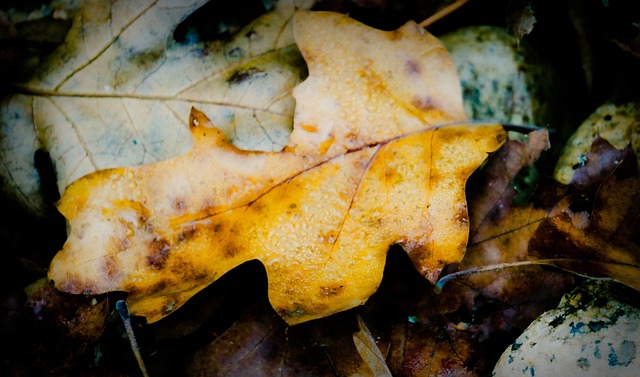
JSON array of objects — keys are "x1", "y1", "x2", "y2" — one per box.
[{"x1": 48, "y1": 11, "x2": 505, "y2": 325}]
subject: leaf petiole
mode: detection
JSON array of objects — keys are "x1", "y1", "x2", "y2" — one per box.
[
  {"x1": 116, "y1": 300, "x2": 150, "y2": 377},
  {"x1": 435, "y1": 259, "x2": 615, "y2": 293}
]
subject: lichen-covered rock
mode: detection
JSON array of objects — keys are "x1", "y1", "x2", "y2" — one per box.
[
  {"x1": 493, "y1": 280, "x2": 640, "y2": 377},
  {"x1": 440, "y1": 26, "x2": 558, "y2": 127}
]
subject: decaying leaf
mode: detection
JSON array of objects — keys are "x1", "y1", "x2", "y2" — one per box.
[
  {"x1": 178, "y1": 250, "x2": 495, "y2": 376},
  {"x1": 47, "y1": 11, "x2": 505, "y2": 325},
  {"x1": 0, "y1": 0, "x2": 314, "y2": 216},
  {"x1": 353, "y1": 315, "x2": 392, "y2": 377},
  {"x1": 554, "y1": 101, "x2": 640, "y2": 185},
  {"x1": 468, "y1": 129, "x2": 550, "y2": 235},
  {"x1": 184, "y1": 300, "x2": 382, "y2": 376},
  {"x1": 382, "y1": 291, "x2": 478, "y2": 377},
  {"x1": 437, "y1": 126, "x2": 640, "y2": 322},
  {"x1": 529, "y1": 172, "x2": 640, "y2": 290},
  {"x1": 566, "y1": 137, "x2": 635, "y2": 190},
  {"x1": 4, "y1": 277, "x2": 109, "y2": 376},
  {"x1": 436, "y1": 129, "x2": 574, "y2": 340},
  {"x1": 358, "y1": 250, "x2": 495, "y2": 376},
  {"x1": 506, "y1": 0, "x2": 536, "y2": 43},
  {"x1": 24, "y1": 277, "x2": 108, "y2": 343}
]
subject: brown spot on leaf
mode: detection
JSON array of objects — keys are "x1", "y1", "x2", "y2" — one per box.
[
  {"x1": 411, "y1": 95, "x2": 436, "y2": 111},
  {"x1": 210, "y1": 221, "x2": 225, "y2": 234},
  {"x1": 228, "y1": 67, "x2": 266, "y2": 85},
  {"x1": 112, "y1": 47, "x2": 164, "y2": 89},
  {"x1": 168, "y1": 255, "x2": 208, "y2": 282},
  {"x1": 319, "y1": 284, "x2": 345, "y2": 298},
  {"x1": 119, "y1": 237, "x2": 130, "y2": 251},
  {"x1": 58, "y1": 277, "x2": 97, "y2": 295},
  {"x1": 223, "y1": 241, "x2": 242, "y2": 259},
  {"x1": 433, "y1": 127, "x2": 465, "y2": 144},
  {"x1": 127, "y1": 278, "x2": 171, "y2": 296},
  {"x1": 101, "y1": 255, "x2": 119, "y2": 281},
  {"x1": 287, "y1": 202, "x2": 299, "y2": 215},
  {"x1": 454, "y1": 205, "x2": 469, "y2": 226},
  {"x1": 405, "y1": 60, "x2": 422, "y2": 75},
  {"x1": 191, "y1": 269, "x2": 211, "y2": 283},
  {"x1": 384, "y1": 166, "x2": 401, "y2": 183},
  {"x1": 225, "y1": 46, "x2": 245, "y2": 59},
  {"x1": 174, "y1": 198, "x2": 186, "y2": 211},
  {"x1": 250, "y1": 202, "x2": 266, "y2": 214},
  {"x1": 146, "y1": 238, "x2": 171, "y2": 268},
  {"x1": 138, "y1": 215, "x2": 154, "y2": 233},
  {"x1": 150, "y1": 279, "x2": 170, "y2": 293},
  {"x1": 177, "y1": 223, "x2": 199, "y2": 242}
]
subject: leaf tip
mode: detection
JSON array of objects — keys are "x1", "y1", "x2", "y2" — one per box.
[
  {"x1": 188, "y1": 107, "x2": 210, "y2": 129},
  {"x1": 187, "y1": 107, "x2": 229, "y2": 146}
]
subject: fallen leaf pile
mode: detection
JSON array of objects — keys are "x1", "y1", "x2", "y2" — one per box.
[
  {"x1": 147, "y1": 125, "x2": 638, "y2": 376},
  {"x1": 2, "y1": 0, "x2": 640, "y2": 376}
]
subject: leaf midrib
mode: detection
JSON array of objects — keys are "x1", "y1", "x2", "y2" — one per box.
[{"x1": 10, "y1": 85, "x2": 292, "y2": 117}]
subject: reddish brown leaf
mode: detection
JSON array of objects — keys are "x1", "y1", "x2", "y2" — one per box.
[
  {"x1": 569, "y1": 137, "x2": 635, "y2": 190},
  {"x1": 436, "y1": 133, "x2": 640, "y2": 355},
  {"x1": 24, "y1": 277, "x2": 108, "y2": 343},
  {"x1": 360, "y1": 251, "x2": 503, "y2": 376},
  {"x1": 529, "y1": 174, "x2": 640, "y2": 289},
  {"x1": 183, "y1": 301, "x2": 380, "y2": 376},
  {"x1": 468, "y1": 129, "x2": 550, "y2": 236},
  {"x1": 4, "y1": 278, "x2": 109, "y2": 376},
  {"x1": 436, "y1": 128, "x2": 574, "y2": 342}
]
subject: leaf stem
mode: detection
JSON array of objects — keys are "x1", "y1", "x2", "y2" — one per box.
[
  {"x1": 434, "y1": 259, "x2": 619, "y2": 293},
  {"x1": 419, "y1": 0, "x2": 472, "y2": 28},
  {"x1": 116, "y1": 300, "x2": 150, "y2": 377}
]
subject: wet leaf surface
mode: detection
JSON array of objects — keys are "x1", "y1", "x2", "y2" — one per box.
[
  {"x1": 47, "y1": 11, "x2": 504, "y2": 325},
  {"x1": 1, "y1": 1, "x2": 639, "y2": 375}
]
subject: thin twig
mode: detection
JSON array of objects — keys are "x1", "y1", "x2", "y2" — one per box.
[
  {"x1": 116, "y1": 300, "x2": 150, "y2": 377},
  {"x1": 434, "y1": 259, "x2": 618, "y2": 293},
  {"x1": 419, "y1": 0, "x2": 472, "y2": 28}
]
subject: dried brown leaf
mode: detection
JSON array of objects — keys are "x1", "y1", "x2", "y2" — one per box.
[
  {"x1": 436, "y1": 128, "x2": 574, "y2": 340},
  {"x1": 507, "y1": 0, "x2": 537, "y2": 43},
  {"x1": 184, "y1": 301, "x2": 380, "y2": 376},
  {"x1": 469, "y1": 129, "x2": 550, "y2": 235},
  {"x1": 529, "y1": 174, "x2": 640, "y2": 290}
]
